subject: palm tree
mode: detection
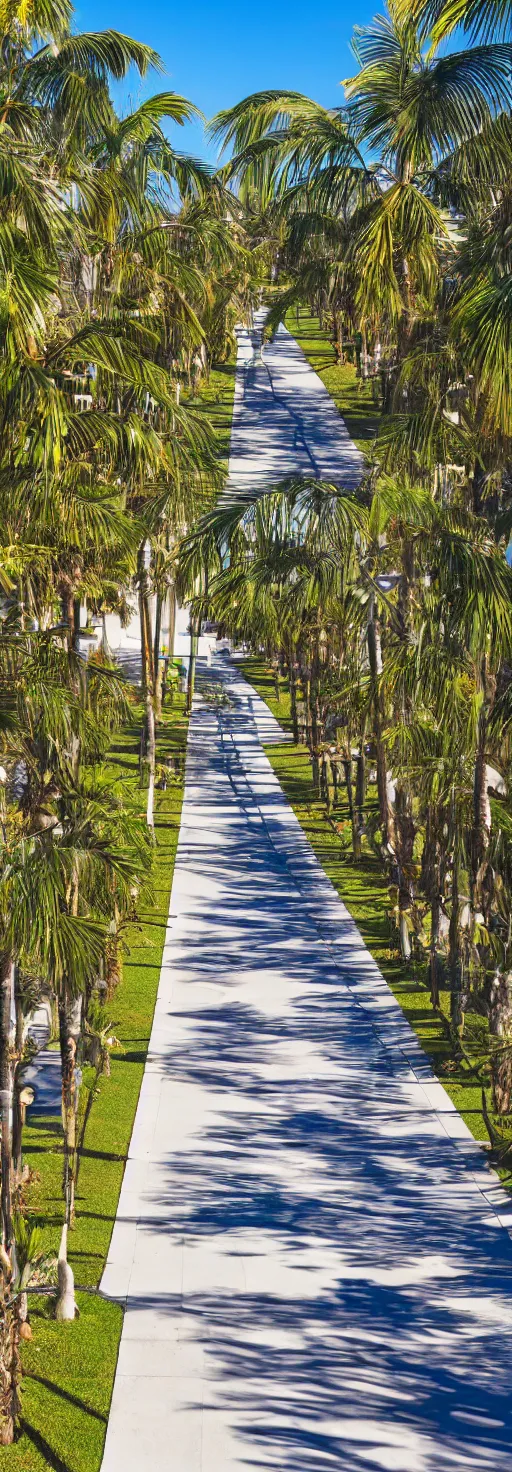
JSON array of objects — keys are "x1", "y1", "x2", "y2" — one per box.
[
  {"x1": 210, "y1": 4, "x2": 512, "y2": 412},
  {"x1": 0, "y1": 623, "x2": 152, "y2": 1205},
  {"x1": 0, "y1": 0, "x2": 251, "y2": 1436},
  {"x1": 179, "y1": 459, "x2": 512, "y2": 1031}
]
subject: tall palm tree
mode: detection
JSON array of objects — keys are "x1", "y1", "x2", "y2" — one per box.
[{"x1": 210, "y1": 4, "x2": 512, "y2": 404}]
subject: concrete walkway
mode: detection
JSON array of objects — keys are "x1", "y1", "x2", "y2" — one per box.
[
  {"x1": 226, "y1": 308, "x2": 364, "y2": 497},
  {"x1": 101, "y1": 656, "x2": 512, "y2": 1472}
]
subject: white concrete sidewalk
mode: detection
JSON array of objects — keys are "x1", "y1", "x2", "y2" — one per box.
[
  {"x1": 101, "y1": 656, "x2": 512, "y2": 1472},
  {"x1": 225, "y1": 309, "x2": 364, "y2": 497}
]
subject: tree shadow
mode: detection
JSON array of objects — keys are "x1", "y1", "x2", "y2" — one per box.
[
  {"x1": 25, "y1": 1374, "x2": 107, "y2": 1424},
  {"x1": 105, "y1": 657, "x2": 512, "y2": 1471},
  {"x1": 22, "y1": 1424, "x2": 74, "y2": 1472}
]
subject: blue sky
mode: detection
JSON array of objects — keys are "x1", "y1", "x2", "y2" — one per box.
[{"x1": 78, "y1": 0, "x2": 379, "y2": 162}]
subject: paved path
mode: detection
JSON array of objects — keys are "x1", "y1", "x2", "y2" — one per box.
[
  {"x1": 101, "y1": 656, "x2": 512, "y2": 1472},
  {"x1": 226, "y1": 309, "x2": 364, "y2": 497}
]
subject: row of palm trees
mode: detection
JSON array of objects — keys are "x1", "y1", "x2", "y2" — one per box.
[
  {"x1": 2, "y1": 0, "x2": 512, "y2": 1443},
  {"x1": 0, "y1": 0, "x2": 258, "y2": 1443},
  {"x1": 178, "y1": 0, "x2": 512, "y2": 1165}
]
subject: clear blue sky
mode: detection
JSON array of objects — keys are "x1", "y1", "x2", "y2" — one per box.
[{"x1": 77, "y1": 0, "x2": 378, "y2": 162}]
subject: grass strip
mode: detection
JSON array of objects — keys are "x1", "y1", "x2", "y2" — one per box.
[
  {"x1": 190, "y1": 360, "x2": 237, "y2": 463},
  {"x1": 285, "y1": 306, "x2": 380, "y2": 455},
  {"x1": 187, "y1": 358, "x2": 237, "y2": 508},
  {"x1": 7, "y1": 696, "x2": 188, "y2": 1472},
  {"x1": 7, "y1": 354, "x2": 237, "y2": 1471},
  {"x1": 242, "y1": 657, "x2": 511, "y2": 1163}
]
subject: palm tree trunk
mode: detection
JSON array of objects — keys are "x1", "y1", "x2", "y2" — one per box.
[
  {"x1": 0, "y1": 1254, "x2": 20, "y2": 1445},
  {"x1": 55, "y1": 1223, "x2": 77, "y2": 1322},
  {"x1": 138, "y1": 553, "x2": 156, "y2": 832},
  {"x1": 342, "y1": 757, "x2": 356, "y2": 845},
  {"x1": 60, "y1": 587, "x2": 74, "y2": 653},
  {"x1": 296, "y1": 697, "x2": 306, "y2": 744},
  {"x1": 72, "y1": 598, "x2": 81, "y2": 654},
  {"x1": 324, "y1": 754, "x2": 335, "y2": 814},
  {"x1": 354, "y1": 746, "x2": 365, "y2": 861},
  {"x1": 367, "y1": 602, "x2": 395, "y2": 852},
  {"x1": 288, "y1": 645, "x2": 299, "y2": 743},
  {"x1": 449, "y1": 847, "x2": 465, "y2": 1035},
  {"x1": 0, "y1": 955, "x2": 13, "y2": 1253},
  {"x1": 186, "y1": 616, "x2": 200, "y2": 716},
  {"x1": 12, "y1": 969, "x2": 24, "y2": 1181},
  {"x1": 100, "y1": 612, "x2": 112, "y2": 659},
  {"x1": 153, "y1": 590, "x2": 164, "y2": 719},
  {"x1": 0, "y1": 961, "x2": 21, "y2": 1439},
  {"x1": 160, "y1": 585, "x2": 177, "y2": 708},
  {"x1": 304, "y1": 671, "x2": 313, "y2": 752},
  {"x1": 58, "y1": 995, "x2": 80, "y2": 1230},
  {"x1": 311, "y1": 643, "x2": 321, "y2": 747},
  {"x1": 145, "y1": 691, "x2": 156, "y2": 831},
  {"x1": 310, "y1": 645, "x2": 322, "y2": 796},
  {"x1": 471, "y1": 703, "x2": 491, "y2": 914},
  {"x1": 488, "y1": 971, "x2": 512, "y2": 1114},
  {"x1": 395, "y1": 785, "x2": 415, "y2": 962},
  {"x1": 167, "y1": 584, "x2": 177, "y2": 665},
  {"x1": 140, "y1": 590, "x2": 154, "y2": 689},
  {"x1": 430, "y1": 893, "x2": 441, "y2": 1008},
  {"x1": 422, "y1": 811, "x2": 442, "y2": 1007}
]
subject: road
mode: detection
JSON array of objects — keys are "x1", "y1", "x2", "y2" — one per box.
[
  {"x1": 101, "y1": 654, "x2": 512, "y2": 1472},
  {"x1": 225, "y1": 308, "x2": 364, "y2": 497}
]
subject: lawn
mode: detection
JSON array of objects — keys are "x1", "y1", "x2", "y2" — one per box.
[
  {"x1": 187, "y1": 357, "x2": 237, "y2": 509},
  {"x1": 242, "y1": 657, "x2": 508, "y2": 1160},
  {"x1": 14, "y1": 347, "x2": 365, "y2": 1472},
  {"x1": 191, "y1": 360, "x2": 237, "y2": 464},
  {"x1": 285, "y1": 305, "x2": 380, "y2": 455},
  {"x1": 8, "y1": 696, "x2": 188, "y2": 1472},
  {"x1": 8, "y1": 343, "x2": 240, "y2": 1469}
]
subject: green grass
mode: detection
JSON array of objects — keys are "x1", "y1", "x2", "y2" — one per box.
[
  {"x1": 7, "y1": 352, "x2": 237, "y2": 1470},
  {"x1": 190, "y1": 360, "x2": 237, "y2": 463},
  {"x1": 285, "y1": 306, "x2": 380, "y2": 455},
  {"x1": 242, "y1": 657, "x2": 504, "y2": 1156},
  {"x1": 187, "y1": 358, "x2": 237, "y2": 509},
  {"x1": 8, "y1": 697, "x2": 188, "y2": 1472}
]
